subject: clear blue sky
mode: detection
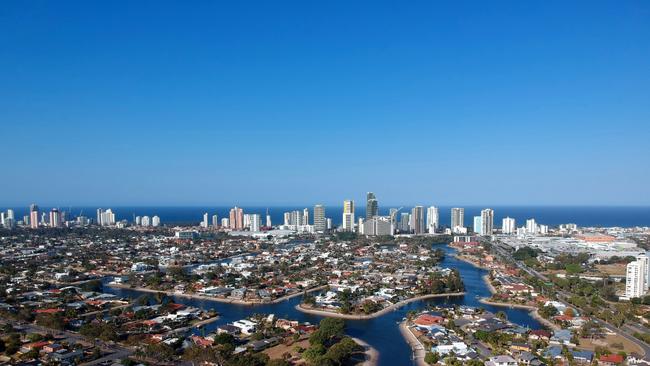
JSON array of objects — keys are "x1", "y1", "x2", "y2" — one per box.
[{"x1": 1, "y1": 1, "x2": 649, "y2": 207}]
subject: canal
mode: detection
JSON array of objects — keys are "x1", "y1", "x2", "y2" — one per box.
[{"x1": 103, "y1": 244, "x2": 542, "y2": 365}]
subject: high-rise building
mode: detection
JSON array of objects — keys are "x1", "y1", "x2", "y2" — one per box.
[
  {"x1": 30, "y1": 204, "x2": 39, "y2": 229},
  {"x1": 141, "y1": 216, "x2": 151, "y2": 227},
  {"x1": 266, "y1": 209, "x2": 272, "y2": 228},
  {"x1": 626, "y1": 255, "x2": 648, "y2": 299},
  {"x1": 152, "y1": 215, "x2": 160, "y2": 227},
  {"x1": 250, "y1": 214, "x2": 261, "y2": 232},
  {"x1": 638, "y1": 254, "x2": 650, "y2": 292},
  {"x1": 221, "y1": 218, "x2": 230, "y2": 227},
  {"x1": 480, "y1": 208, "x2": 494, "y2": 236},
  {"x1": 97, "y1": 208, "x2": 116, "y2": 226},
  {"x1": 49, "y1": 209, "x2": 61, "y2": 228},
  {"x1": 366, "y1": 192, "x2": 378, "y2": 219},
  {"x1": 502, "y1": 217, "x2": 516, "y2": 234},
  {"x1": 314, "y1": 205, "x2": 326, "y2": 232},
  {"x1": 426, "y1": 206, "x2": 439, "y2": 234},
  {"x1": 283, "y1": 212, "x2": 291, "y2": 226},
  {"x1": 326, "y1": 218, "x2": 332, "y2": 230},
  {"x1": 342, "y1": 200, "x2": 355, "y2": 232},
  {"x1": 451, "y1": 208, "x2": 464, "y2": 229},
  {"x1": 6, "y1": 209, "x2": 14, "y2": 220},
  {"x1": 212, "y1": 214, "x2": 219, "y2": 228},
  {"x1": 229, "y1": 206, "x2": 244, "y2": 230},
  {"x1": 473, "y1": 216, "x2": 482, "y2": 234},
  {"x1": 363, "y1": 216, "x2": 392, "y2": 236},
  {"x1": 526, "y1": 219, "x2": 537, "y2": 234},
  {"x1": 399, "y1": 212, "x2": 410, "y2": 232},
  {"x1": 135, "y1": 216, "x2": 142, "y2": 225},
  {"x1": 303, "y1": 208, "x2": 310, "y2": 226},
  {"x1": 411, "y1": 206, "x2": 425, "y2": 234},
  {"x1": 202, "y1": 213, "x2": 209, "y2": 228}
]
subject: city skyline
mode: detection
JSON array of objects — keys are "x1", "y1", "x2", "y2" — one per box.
[{"x1": 1, "y1": 1, "x2": 649, "y2": 206}]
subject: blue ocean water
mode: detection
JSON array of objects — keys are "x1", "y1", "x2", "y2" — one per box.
[{"x1": 3, "y1": 205, "x2": 649, "y2": 227}]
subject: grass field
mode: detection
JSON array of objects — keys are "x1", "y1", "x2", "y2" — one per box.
[{"x1": 579, "y1": 334, "x2": 643, "y2": 355}]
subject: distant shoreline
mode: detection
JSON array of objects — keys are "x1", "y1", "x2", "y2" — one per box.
[{"x1": 295, "y1": 292, "x2": 466, "y2": 320}]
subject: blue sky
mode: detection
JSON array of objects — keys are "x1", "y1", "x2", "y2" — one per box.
[{"x1": 1, "y1": 1, "x2": 649, "y2": 206}]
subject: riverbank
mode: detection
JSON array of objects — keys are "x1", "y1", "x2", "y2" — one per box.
[
  {"x1": 351, "y1": 337, "x2": 380, "y2": 366},
  {"x1": 479, "y1": 272, "x2": 560, "y2": 330},
  {"x1": 106, "y1": 283, "x2": 326, "y2": 305},
  {"x1": 453, "y1": 254, "x2": 489, "y2": 270},
  {"x1": 295, "y1": 292, "x2": 466, "y2": 320},
  {"x1": 398, "y1": 321, "x2": 426, "y2": 366}
]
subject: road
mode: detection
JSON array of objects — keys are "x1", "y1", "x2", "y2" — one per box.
[{"x1": 488, "y1": 239, "x2": 650, "y2": 357}]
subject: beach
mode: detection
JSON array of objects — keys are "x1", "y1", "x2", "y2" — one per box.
[
  {"x1": 295, "y1": 292, "x2": 465, "y2": 320},
  {"x1": 351, "y1": 337, "x2": 380, "y2": 366},
  {"x1": 398, "y1": 321, "x2": 427, "y2": 366}
]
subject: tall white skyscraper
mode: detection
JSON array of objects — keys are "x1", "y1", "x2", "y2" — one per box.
[
  {"x1": 451, "y1": 208, "x2": 464, "y2": 229},
  {"x1": 303, "y1": 208, "x2": 310, "y2": 226},
  {"x1": 473, "y1": 216, "x2": 482, "y2": 234},
  {"x1": 30, "y1": 204, "x2": 39, "y2": 229},
  {"x1": 526, "y1": 219, "x2": 537, "y2": 234},
  {"x1": 314, "y1": 205, "x2": 326, "y2": 232},
  {"x1": 411, "y1": 206, "x2": 425, "y2": 234},
  {"x1": 202, "y1": 212, "x2": 209, "y2": 228},
  {"x1": 212, "y1": 214, "x2": 219, "y2": 228},
  {"x1": 426, "y1": 206, "x2": 439, "y2": 234},
  {"x1": 283, "y1": 212, "x2": 291, "y2": 226},
  {"x1": 638, "y1": 254, "x2": 650, "y2": 292},
  {"x1": 266, "y1": 209, "x2": 272, "y2": 228},
  {"x1": 342, "y1": 200, "x2": 355, "y2": 232},
  {"x1": 250, "y1": 214, "x2": 261, "y2": 232},
  {"x1": 49, "y1": 209, "x2": 62, "y2": 228},
  {"x1": 152, "y1": 215, "x2": 160, "y2": 227},
  {"x1": 141, "y1": 216, "x2": 151, "y2": 227},
  {"x1": 502, "y1": 217, "x2": 516, "y2": 234},
  {"x1": 626, "y1": 256, "x2": 648, "y2": 299},
  {"x1": 6, "y1": 209, "x2": 14, "y2": 220},
  {"x1": 480, "y1": 208, "x2": 494, "y2": 236}
]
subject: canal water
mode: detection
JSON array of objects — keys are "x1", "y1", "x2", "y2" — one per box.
[{"x1": 103, "y1": 244, "x2": 542, "y2": 366}]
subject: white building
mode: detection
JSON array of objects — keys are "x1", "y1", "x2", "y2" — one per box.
[
  {"x1": 481, "y1": 208, "x2": 494, "y2": 236},
  {"x1": 473, "y1": 216, "x2": 482, "y2": 234},
  {"x1": 152, "y1": 215, "x2": 161, "y2": 227},
  {"x1": 426, "y1": 206, "x2": 439, "y2": 234},
  {"x1": 249, "y1": 214, "x2": 261, "y2": 232},
  {"x1": 451, "y1": 207, "x2": 464, "y2": 231},
  {"x1": 363, "y1": 216, "x2": 392, "y2": 236},
  {"x1": 141, "y1": 216, "x2": 151, "y2": 227},
  {"x1": 502, "y1": 217, "x2": 515, "y2": 234},
  {"x1": 342, "y1": 200, "x2": 355, "y2": 232},
  {"x1": 212, "y1": 214, "x2": 219, "y2": 228},
  {"x1": 202, "y1": 213, "x2": 209, "y2": 228},
  {"x1": 625, "y1": 255, "x2": 648, "y2": 299},
  {"x1": 526, "y1": 219, "x2": 537, "y2": 234}
]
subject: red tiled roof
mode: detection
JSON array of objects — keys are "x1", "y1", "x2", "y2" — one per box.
[{"x1": 599, "y1": 354, "x2": 624, "y2": 363}]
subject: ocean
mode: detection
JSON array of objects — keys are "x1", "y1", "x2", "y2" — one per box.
[{"x1": 3, "y1": 205, "x2": 649, "y2": 227}]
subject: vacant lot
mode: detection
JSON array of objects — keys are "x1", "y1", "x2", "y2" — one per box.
[
  {"x1": 579, "y1": 334, "x2": 643, "y2": 355},
  {"x1": 594, "y1": 264, "x2": 627, "y2": 276}
]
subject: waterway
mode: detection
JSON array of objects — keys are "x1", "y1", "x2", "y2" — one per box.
[{"x1": 102, "y1": 244, "x2": 542, "y2": 366}]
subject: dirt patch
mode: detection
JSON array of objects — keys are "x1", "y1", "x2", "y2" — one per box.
[
  {"x1": 579, "y1": 334, "x2": 643, "y2": 355},
  {"x1": 263, "y1": 338, "x2": 310, "y2": 362},
  {"x1": 594, "y1": 264, "x2": 627, "y2": 276}
]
